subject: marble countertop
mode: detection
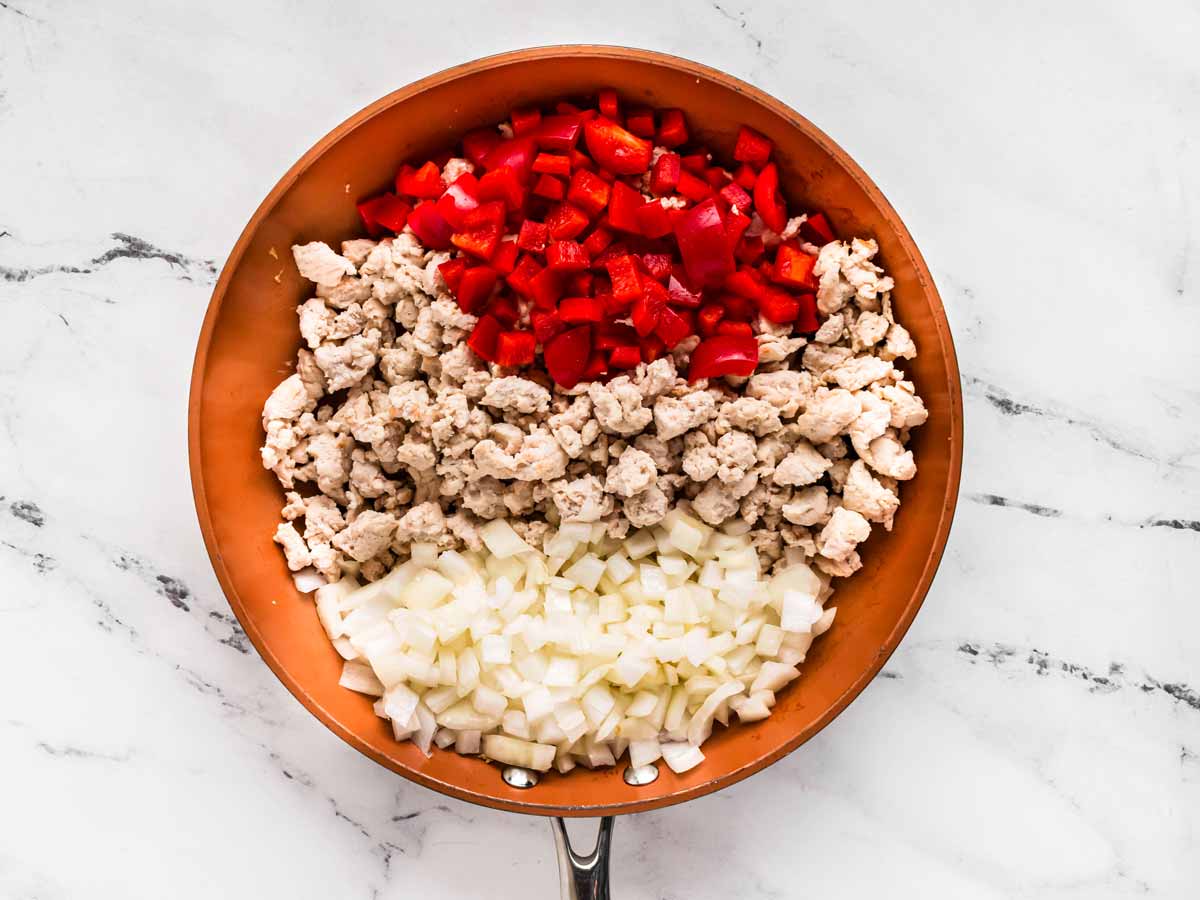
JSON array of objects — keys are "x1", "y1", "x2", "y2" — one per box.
[{"x1": 2, "y1": 1, "x2": 1198, "y2": 897}]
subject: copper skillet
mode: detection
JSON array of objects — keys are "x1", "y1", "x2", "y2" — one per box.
[{"x1": 187, "y1": 45, "x2": 963, "y2": 897}]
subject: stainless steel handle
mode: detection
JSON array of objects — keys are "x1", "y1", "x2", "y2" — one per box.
[{"x1": 552, "y1": 817, "x2": 614, "y2": 900}]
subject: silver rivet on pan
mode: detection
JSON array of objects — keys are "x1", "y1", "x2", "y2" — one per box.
[
  {"x1": 502, "y1": 766, "x2": 539, "y2": 788},
  {"x1": 623, "y1": 763, "x2": 659, "y2": 786}
]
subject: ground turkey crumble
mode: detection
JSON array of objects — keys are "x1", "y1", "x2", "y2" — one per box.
[{"x1": 264, "y1": 213, "x2": 926, "y2": 584}]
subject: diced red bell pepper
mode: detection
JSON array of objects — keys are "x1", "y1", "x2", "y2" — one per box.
[
  {"x1": 495, "y1": 330, "x2": 536, "y2": 366},
  {"x1": 625, "y1": 106, "x2": 655, "y2": 138},
  {"x1": 451, "y1": 223, "x2": 502, "y2": 261},
  {"x1": 406, "y1": 201, "x2": 454, "y2": 250},
  {"x1": 605, "y1": 254, "x2": 642, "y2": 301},
  {"x1": 704, "y1": 167, "x2": 731, "y2": 190},
  {"x1": 517, "y1": 220, "x2": 549, "y2": 253},
  {"x1": 758, "y1": 286, "x2": 800, "y2": 323},
  {"x1": 582, "y1": 226, "x2": 614, "y2": 258},
  {"x1": 654, "y1": 305, "x2": 691, "y2": 348},
  {"x1": 674, "y1": 197, "x2": 735, "y2": 287},
  {"x1": 356, "y1": 194, "x2": 396, "y2": 237},
  {"x1": 490, "y1": 295, "x2": 520, "y2": 328},
  {"x1": 531, "y1": 309, "x2": 565, "y2": 343},
  {"x1": 606, "y1": 181, "x2": 644, "y2": 233},
  {"x1": 632, "y1": 279, "x2": 668, "y2": 337},
  {"x1": 533, "y1": 153, "x2": 572, "y2": 177},
  {"x1": 477, "y1": 166, "x2": 526, "y2": 211},
  {"x1": 608, "y1": 345, "x2": 642, "y2": 369},
  {"x1": 533, "y1": 174, "x2": 565, "y2": 200},
  {"x1": 795, "y1": 292, "x2": 819, "y2": 332},
  {"x1": 640, "y1": 334, "x2": 667, "y2": 363},
  {"x1": 800, "y1": 212, "x2": 835, "y2": 245},
  {"x1": 676, "y1": 170, "x2": 713, "y2": 202},
  {"x1": 594, "y1": 321, "x2": 639, "y2": 350},
  {"x1": 367, "y1": 193, "x2": 413, "y2": 234},
  {"x1": 463, "y1": 128, "x2": 502, "y2": 167},
  {"x1": 724, "y1": 209, "x2": 752, "y2": 250},
  {"x1": 591, "y1": 242, "x2": 629, "y2": 270},
  {"x1": 635, "y1": 200, "x2": 673, "y2": 239},
  {"x1": 467, "y1": 314, "x2": 503, "y2": 362},
  {"x1": 641, "y1": 253, "x2": 672, "y2": 282},
  {"x1": 733, "y1": 164, "x2": 758, "y2": 190},
  {"x1": 584, "y1": 117, "x2": 653, "y2": 175},
  {"x1": 649, "y1": 152, "x2": 681, "y2": 195},
  {"x1": 533, "y1": 115, "x2": 584, "y2": 152},
  {"x1": 688, "y1": 334, "x2": 759, "y2": 382},
  {"x1": 436, "y1": 172, "x2": 481, "y2": 229},
  {"x1": 698, "y1": 303, "x2": 724, "y2": 337},
  {"x1": 735, "y1": 234, "x2": 766, "y2": 264},
  {"x1": 719, "y1": 292, "x2": 756, "y2": 320},
  {"x1": 602, "y1": 292, "x2": 631, "y2": 316},
  {"x1": 719, "y1": 182, "x2": 753, "y2": 212},
  {"x1": 656, "y1": 109, "x2": 688, "y2": 148},
  {"x1": 438, "y1": 257, "x2": 467, "y2": 292},
  {"x1": 546, "y1": 203, "x2": 590, "y2": 241},
  {"x1": 454, "y1": 265, "x2": 499, "y2": 314},
  {"x1": 556, "y1": 100, "x2": 583, "y2": 116},
  {"x1": 510, "y1": 106, "x2": 542, "y2": 137},
  {"x1": 566, "y1": 169, "x2": 611, "y2": 217},
  {"x1": 506, "y1": 254, "x2": 543, "y2": 298},
  {"x1": 681, "y1": 153, "x2": 709, "y2": 175},
  {"x1": 544, "y1": 324, "x2": 593, "y2": 388},
  {"x1": 483, "y1": 137, "x2": 537, "y2": 183},
  {"x1": 460, "y1": 199, "x2": 505, "y2": 229},
  {"x1": 724, "y1": 267, "x2": 768, "y2": 301},
  {"x1": 558, "y1": 296, "x2": 605, "y2": 324},
  {"x1": 667, "y1": 274, "x2": 702, "y2": 308},
  {"x1": 598, "y1": 88, "x2": 619, "y2": 120},
  {"x1": 733, "y1": 126, "x2": 773, "y2": 168},
  {"x1": 565, "y1": 271, "x2": 593, "y2": 296},
  {"x1": 545, "y1": 240, "x2": 590, "y2": 272},
  {"x1": 717, "y1": 320, "x2": 754, "y2": 337},
  {"x1": 773, "y1": 244, "x2": 818, "y2": 289},
  {"x1": 528, "y1": 266, "x2": 564, "y2": 309},
  {"x1": 396, "y1": 161, "x2": 443, "y2": 198},
  {"x1": 491, "y1": 238, "x2": 519, "y2": 275},
  {"x1": 753, "y1": 162, "x2": 788, "y2": 233},
  {"x1": 568, "y1": 147, "x2": 594, "y2": 171},
  {"x1": 583, "y1": 350, "x2": 609, "y2": 380}
]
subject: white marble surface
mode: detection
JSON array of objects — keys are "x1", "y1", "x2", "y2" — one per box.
[{"x1": 2, "y1": 1, "x2": 1198, "y2": 897}]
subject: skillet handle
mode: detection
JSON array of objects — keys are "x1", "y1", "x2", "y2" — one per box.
[{"x1": 552, "y1": 816, "x2": 614, "y2": 900}]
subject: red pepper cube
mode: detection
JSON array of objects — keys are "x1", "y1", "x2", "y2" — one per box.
[
  {"x1": 697, "y1": 303, "x2": 725, "y2": 337},
  {"x1": 566, "y1": 169, "x2": 611, "y2": 217},
  {"x1": 477, "y1": 166, "x2": 526, "y2": 211},
  {"x1": 773, "y1": 244, "x2": 818, "y2": 290},
  {"x1": 517, "y1": 220, "x2": 549, "y2": 253},
  {"x1": 595, "y1": 321, "x2": 639, "y2": 350},
  {"x1": 673, "y1": 197, "x2": 735, "y2": 288},
  {"x1": 529, "y1": 266, "x2": 565, "y2": 309},
  {"x1": 800, "y1": 212, "x2": 835, "y2": 245},
  {"x1": 582, "y1": 226, "x2": 614, "y2": 259},
  {"x1": 532, "y1": 174, "x2": 565, "y2": 201},
  {"x1": 632, "y1": 279, "x2": 668, "y2": 337},
  {"x1": 641, "y1": 253, "x2": 672, "y2": 282},
  {"x1": 558, "y1": 296, "x2": 605, "y2": 324},
  {"x1": 565, "y1": 271, "x2": 594, "y2": 296},
  {"x1": 506, "y1": 254, "x2": 543, "y2": 298},
  {"x1": 794, "y1": 292, "x2": 819, "y2": 332},
  {"x1": 533, "y1": 115, "x2": 584, "y2": 152},
  {"x1": 495, "y1": 330, "x2": 536, "y2": 367},
  {"x1": 733, "y1": 125, "x2": 773, "y2": 168},
  {"x1": 568, "y1": 147, "x2": 594, "y2": 171},
  {"x1": 531, "y1": 310, "x2": 565, "y2": 343},
  {"x1": 454, "y1": 265, "x2": 499, "y2": 314},
  {"x1": 491, "y1": 238, "x2": 519, "y2": 275},
  {"x1": 758, "y1": 286, "x2": 801, "y2": 324},
  {"x1": 460, "y1": 200, "x2": 506, "y2": 229},
  {"x1": 603, "y1": 292, "x2": 633, "y2": 317},
  {"x1": 605, "y1": 254, "x2": 642, "y2": 301},
  {"x1": 467, "y1": 314, "x2": 503, "y2": 362},
  {"x1": 483, "y1": 137, "x2": 537, "y2": 183},
  {"x1": 717, "y1": 320, "x2": 754, "y2": 337},
  {"x1": 406, "y1": 201, "x2": 454, "y2": 250},
  {"x1": 356, "y1": 194, "x2": 394, "y2": 237},
  {"x1": 724, "y1": 267, "x2": 767, "y2": 301},
  {"x1": 395, "y1": 160, "x2": 443, "y2": 198},
  {"x1": 606, "y1": 181, "x2": 644, "y2": 234},
  {"x1": 703, "y1": 166, "x2": 730, "y2": 190},
  {"x1": 544, "y1": 324, "x2": 594, "y2": 389},
  {"x1": 719, "y1": 182, "x2": 753, "y2": 212},
  {"x1": 555, "y1": 100, "x2": 583, "y2": 116},
  {"x1": 733, "y1": 164, "x2": 758, "y2": 190},
  {"x1": 649, "y1": 152, "x2": 681, "y2": 196},
  {"x1": 583, "y1": 117, "x2": 653, "y2": 176},
  {"x1": 625, "y1": 106, "x2": 656, "y2": 138},
  {"x1": 654, "y1": 306, "x2": 692, "y2": 349},
  {"x1": 510, "y1": 106, "x2": 542, "y2": 137},
  {"x1": 609, "y1": 345, "x2": 642, "y2": 369},
  {"x1": 735, "y1": 234, "x2": 766, "y2": 264},
  {"x1": 719, "y1": 292, "x2": 756, "y2": 320},
  {"x1": 546, "y1": 203, "x2": 591, "y2": 241},
  {"x1": 462, "y1": 128, "x2": 502, "y2": 167},
  {"x1": 533, "y1": 153, "x2": 572, "y2": 177},
  {"x1": 681, "y1": 153, "x2": 709, "y2": 175},
  {"x1": 656, "y1": 108, "x2": 688, "y2": 148},
  {"x1": 583, "y1": 350, "x2": 609, "y2": 380},
  {"x1": 724, "y1": 210, "x2": 752, "y2": 251},
  {"x1": 372, "y1": 194, "x2": 413, "y2": 234},
  {"x1": 640, "y1": 334, "x2": 667, "y2": 363},
  {"x1": 545, "y1": 240, "x2": 590, "y2": 272},
  {"x1": 676, "y1": 170, "x2": 713, "y2": 202},
  {"x1": 437, "y1": 257, "x2": 467, "y2": 292},
  {"x1": 667, "y1": 274, "x2": 702, "y2": 308},
  {"x1": 753, "y1": 162, "x2": 788, "y2": 232},
  {"x1": 635, "y1": 200, "x2": 673, "y2": 239},
  {"x1": 436, "y1": 172, "x2": 481, "y2": 229},
  {"x1": 598, "y1": 88, "x2": 619, "y2": 120},
  {"x1": 687, "y1": 334, "x2": 759, "y2": 383}
]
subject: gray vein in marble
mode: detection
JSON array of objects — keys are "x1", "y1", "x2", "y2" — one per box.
[
  {"x1": 6, "y1": 498, "x2": 45, "y2": 526},
  {"x1": 35, "y1": 741, "x2": 132, "y2": 763},
  {"x1": 0, "y1": 539, "x2": 55, "y2": 574},
  {"x1": 958, "y1": 642, "x2": 1200, "y2": 712},
  {"x1": 967, "y1": 493, "x2": 1063, "y2": 518},
  {"x1": 0, "y1": 1, "x2": 37, "y2": 21},
  {"x1": 0, "y1": 232, "x2": 216, "y2": 284},
  {"x1": 708, "y1": 1, "x2": 764, "y2": 51},
  {"x1": 1142, "y1": 517, "x2": 1200, "y2": 533}
]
